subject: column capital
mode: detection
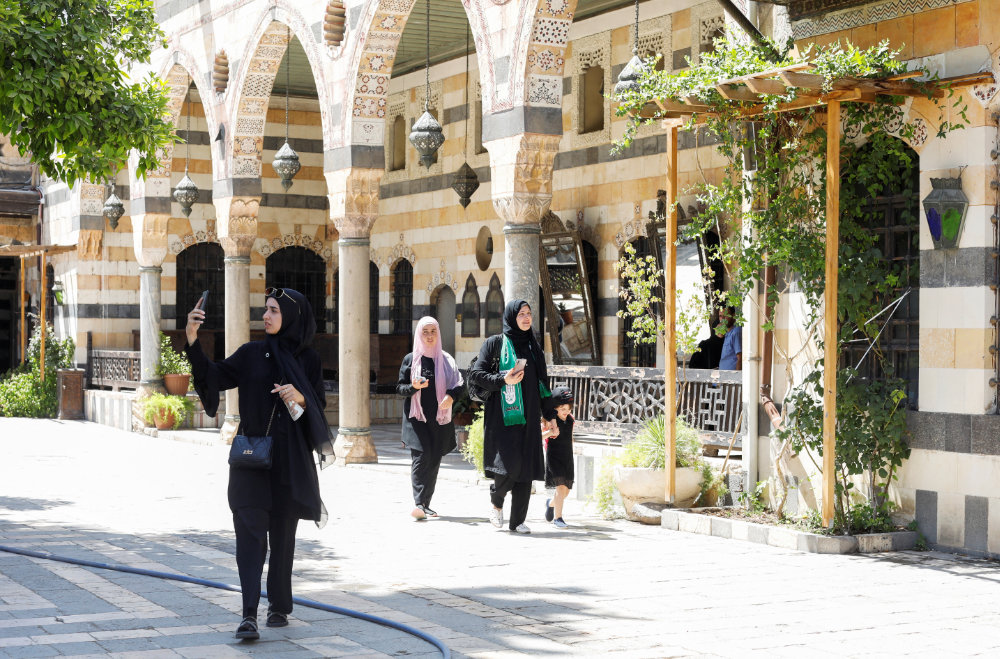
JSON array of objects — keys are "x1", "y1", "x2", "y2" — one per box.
[
  {"x1": 213, "y1": 195, "x2": 261, "y2": 258},
  {"x1": 485, "y1": 133, "x2": 560, "y2": 225},
  {"x1": 326, "y1": 167, "x2": 383, "y2": 240},
  {"x1": 131, "y1": 213, "x2": 170, "y2": 268}
]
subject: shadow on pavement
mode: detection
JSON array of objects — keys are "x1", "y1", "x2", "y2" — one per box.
[{"x1": 0, "y1": 495, "x2": 74, "y2": 511}]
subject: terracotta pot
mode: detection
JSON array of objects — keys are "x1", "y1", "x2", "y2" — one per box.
[
  {"x1": 163, "y1": 373, "x2": 191, "y2": 395},
  {"x1": 453, "y1": 412, "x2": 474, "y2": 427},
  {"x1": 152, "y1": 409, "x2": 176, "y2": 430},
  {"x1": 613, "y1": 466, "x2": 703, "y2": 509},
  {"x1": 560, "y1": 310, "x2": 574, "y2": 325}
]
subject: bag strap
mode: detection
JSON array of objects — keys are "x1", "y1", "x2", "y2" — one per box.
[{"x1": 237, "y1": 379, "x2": 282, "y2": 436}]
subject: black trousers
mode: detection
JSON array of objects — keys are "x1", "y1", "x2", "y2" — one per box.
[
  {"x1": 411, "y1": 449, "x2": 443, "y2": 508},
  {"x1": 490, "y1": 473, "x2": 532, "y2": 530},
  {"x1": 233, "y1": 508, "x2": 299, "y2": 619}
]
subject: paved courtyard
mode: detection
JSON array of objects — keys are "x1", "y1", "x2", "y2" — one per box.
[{"x1": 1, "y1": 418, "x2": 999, "y2": 658}]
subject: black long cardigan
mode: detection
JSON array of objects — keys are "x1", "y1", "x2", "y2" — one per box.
[
  {"x1": 186, "y1": 339, "x2": 326, "y2": 521},
  {"x1": 396, "y1": 353, "x2": 465, "y2": 456}
]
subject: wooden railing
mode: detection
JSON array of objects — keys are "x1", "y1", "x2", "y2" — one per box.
[
  {"x1": 88, "y1": 349, "x2": 141, "y2": 390},
  {"x1": 547, "y1": 365, "x2": 744, "y2": 449}
]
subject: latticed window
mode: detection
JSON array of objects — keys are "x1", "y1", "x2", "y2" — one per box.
[
  {"x1": 370, "y1": 262, "x2": 380, "y2": 334},
  {"x1": 581, "y1": 66, "x2": 604, "y2": 133},
  {"x1": 620, "y1": 237, "x2": 656, "y2": 368},
  {"x1": 265, "y1": 246, "x2": 327, "y2": 333},
  {"x1": 176, "y1": 243, "x2": 225, "y2": 331},
  {"x1": 462, "y1": 274, "x2": 480, "y2": 337},
  {"x1": 391, "y1": 115, "x2": 406, "y2": 171},
  {"x1": 841, "y1": 142, "x2": 920, "y2": 408},
  {"x1": 391, "y1": 260, "x2": 413, "y2": 335},
  {"x1": 484, "y1": 273, "x2": 504, "y2": 337}
]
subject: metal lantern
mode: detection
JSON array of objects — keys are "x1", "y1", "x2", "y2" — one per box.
[
  {"x1": 273, "y1": 141, "x2": 301, "y2": 191},
  {"x1": 451, "y1": 162, "x2": 480, "y2": 208},
  {"x1": 409, "y1": 111, "x2": 444, "y2": 169},
  {"x1": 173, "y1": 174, "x2": 199, "y2": 217},
  {"x1": 922, "y1": 177, "x2": 969, "y2": 249},
  {"x1": 614, "y1": 53, "x2": 646, "y2": 98},
  {"x1": 102, "y1": 192, "x2": 125, "y2": 230}
]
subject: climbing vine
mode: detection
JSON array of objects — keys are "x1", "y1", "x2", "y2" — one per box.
[{"x1": 614, "y1": 38, "x2": 968, "y2": 532}]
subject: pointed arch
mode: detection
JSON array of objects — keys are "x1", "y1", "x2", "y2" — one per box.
[{"x1": 229, "y1": 7, "x2": 334, "y2": 179}]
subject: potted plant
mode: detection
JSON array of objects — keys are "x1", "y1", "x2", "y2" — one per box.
[
  {"x1": 451, "y1": 389, "x2": 476, "y2": 428},
  {"x1": 594, "y1": 416, "x2": 723, "y2": 519},
  {"x1": 141, "y1": 392, "x2": 194, "y2": 430},
  {"x1": 157, "y1": 332, "x2": 192, "y2": 395},
  {"x1": 459, "y1": 408, "x2": 485, "y2": 474},
  {"x1": 558, "y1": 302, "x2": 574, "y2": 326}
]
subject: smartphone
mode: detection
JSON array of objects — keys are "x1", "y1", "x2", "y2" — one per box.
[
  {"x1": 196, "y1": 290, "x2": 209, "y2": 311},
  {"x1": 510, "y1": 358, "x2": 527, "y2": 375}
]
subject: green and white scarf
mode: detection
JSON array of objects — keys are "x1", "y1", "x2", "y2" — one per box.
[{"x1": 500, "y1": 336, "x2": 552, "y2": 427}]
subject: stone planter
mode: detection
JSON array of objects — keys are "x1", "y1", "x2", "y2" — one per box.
[
  {"x1": 613, "y1": 466, "x2": 703, "y2": 516},
  {"x1": 163, "y1": 374, "x2": 191, "y2": 396}
]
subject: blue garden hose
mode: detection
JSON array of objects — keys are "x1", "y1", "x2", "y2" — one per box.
[{"x1": 0, "y1": 543, "x2": 449, "y2": 658}]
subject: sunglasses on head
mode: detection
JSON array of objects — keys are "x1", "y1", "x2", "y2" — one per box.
[{"x1": 265, "y1": 287, "x2": 299, "y2": 307}]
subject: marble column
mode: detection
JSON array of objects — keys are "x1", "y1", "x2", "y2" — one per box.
[
  {"x1": 484, "y1": 133, "x2": 561, "y2": 324},
  {"x1": 215, "y1": 196, "x2": 261, "y2": 443},
  {"x1": 326, "y1": 167, "x2": 382, "y2": 465},
  {"x1": 131, "y1": 212, "x2": 170, "y2": 397}
]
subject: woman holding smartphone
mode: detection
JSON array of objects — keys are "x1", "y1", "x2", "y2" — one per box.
[
  {"x1": 184, "y1": 288, "x2": 333, "y2": 640},
  {"x1": 469, "y1": 299, "x2": 553, "y2": 534},
  {"x1": 397, "y1": 316, "x2": 465, "y2": 520}
]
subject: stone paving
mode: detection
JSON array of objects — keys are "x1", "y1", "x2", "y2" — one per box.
[{"x1": 2, "y1": 418, "x2": 1000, "y2": 658}]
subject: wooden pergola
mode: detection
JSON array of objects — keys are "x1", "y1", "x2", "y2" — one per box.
[
  {"x1": 650, "y1": 64, "x2": 993, "y2": 527},
  {"x1": 0, "y1": 243, "x2": 76, "y2": 379}
]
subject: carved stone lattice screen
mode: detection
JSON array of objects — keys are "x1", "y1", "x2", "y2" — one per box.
[{"x1": 547, "y1": 365, "x2": 743, "y2": 447}]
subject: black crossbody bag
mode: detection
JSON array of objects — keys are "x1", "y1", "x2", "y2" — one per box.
[{"x1": 228, "y1": 401, "x2": 278, "y2": 469}]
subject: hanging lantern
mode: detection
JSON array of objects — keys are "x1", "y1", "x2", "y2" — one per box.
[
  {"x1": 409, "y1": 0, "x2": 443, "y2": 168},
  {"x1": 173, "y1": 84, "x2": 199, "y2": 217},
  {"x1": 173, "y1": 174, "x2": 199, "y2": 217},
  {"x1": 273, "y1": 141, "x2": 301, "y2": 191},
  {"x1": 923, "y1": 177, "x2": 969, "y2": 249},
  {"x1": 451, "y1": 162, "x2": 479, "y2": 208},
  {"x1": 272, "y1": 26, "x2": 300, "y2": 191},
  {"x1": 102, "y1": 192, "x2": 124, "y2": 230},
  {"x1": 614, "y1": 53, "x2": 646, "y2": 99},
  {"x1": 410, "y1": 110, "x2": 444, "y2": 169}
]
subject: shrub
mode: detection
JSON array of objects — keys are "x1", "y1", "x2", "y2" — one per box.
[
  {"x1": 459, "y1": 408, "x2": 485, "y2": 474},
  {"x1": 0, "y1": 323, "x2": 75, "y2": 418},
  {"x1": 156, "y1": 332, "x2": 191, "y2": 376}
]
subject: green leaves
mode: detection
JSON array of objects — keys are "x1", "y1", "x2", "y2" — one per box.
[{"x1": 0, "y1": 0, "x2": 174, "y2": 184}]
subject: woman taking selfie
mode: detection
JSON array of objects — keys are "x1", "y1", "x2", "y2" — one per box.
[
  {"x1": 469, "y1": 299, "x2": 553, "y2": 534},
  {"x1": 184, "y1": 287, "x2": 333, "y2": 641},
  {"x1": 397, "y1": 316, "x2": 465, "y2": 520}
]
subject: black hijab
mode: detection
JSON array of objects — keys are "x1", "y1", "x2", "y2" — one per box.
[
  {"x1": 266, "y1": 288, "x2": 334, "y2": 463},
  {"x1": 502, "y1": 299, "x2": 548, "y2": 383}
]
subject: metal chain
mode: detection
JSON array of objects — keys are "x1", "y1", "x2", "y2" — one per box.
[
  {"x1": 464, "y1": 23, "x2": 470, "y2": 135},
  {"x1": 633, "y1": 0, "x2": 639, "y2": 55},
  {"x1": 185, "y1": 84, "x2": 191, "y2": 174},
  {"x1": 424, "y1": 0, "x2": 430, "y2": 111},
  {"x1": 285, "y1": 24, "x2": 291, "y2": 141}
]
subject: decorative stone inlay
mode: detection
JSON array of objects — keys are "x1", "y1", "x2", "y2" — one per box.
[
  {"x1": 170, "y1": 230, "x2": 219, "y2": 255},
  {"x1": 426, "y1": 260, "x2": 458, "y2": 294},
  {"x1": 790, "y1": 0, "x2": 974, "y2": 40},
  {"x1": 80, "y1": 182, "x2": 107, "y2": 216},
  {"x1": 521, "y1": 0, "x2": 577, "y2": 110},
  {"x1": 257, "y1": 233, "x2": 333, "y2": 262},
  {"x1": 614, "y1": 218, "x2": 650, "y2": 249},
  {"x1": 690, "y1": 1, "x2": 724, "y2": 67}
]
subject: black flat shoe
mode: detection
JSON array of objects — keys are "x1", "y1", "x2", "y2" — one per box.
[
  {"x1": 235, "y1": 616, "x2": 259, "y2": 640},
  {"x1": 266, "y1": 611, "x2": 288, "y2": 628}
]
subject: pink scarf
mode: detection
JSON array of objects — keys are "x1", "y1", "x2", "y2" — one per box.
[{"x1": 409, "y1": 317, "x2": 463, "y2": 425}]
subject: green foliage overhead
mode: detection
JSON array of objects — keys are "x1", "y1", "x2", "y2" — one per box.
[
  {"x1": 0, "y1": 323, "x2": 75, "y2": 418},
  {"x1": 0, "y1": 0, "x2": 175, "y2": 184}
]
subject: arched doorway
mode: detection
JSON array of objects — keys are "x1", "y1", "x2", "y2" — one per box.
[
  {"x1": 265, "y1": 246, "x2": 328, "y2": 333},
  {"x1": 432, "y1": 285, "x2": 456, "y2": 355},
  {"x1": 176, "y1": 243, "x2": 225, "y2": 331}
]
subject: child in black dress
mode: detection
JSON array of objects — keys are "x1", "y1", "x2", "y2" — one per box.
[{"x1": 542, "y1": 387, "x2": 575, "y2": 528}]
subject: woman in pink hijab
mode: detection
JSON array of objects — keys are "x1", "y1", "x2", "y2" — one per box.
[{"x1": 397, "y1": 316, "x2": 465, "y2": 520}]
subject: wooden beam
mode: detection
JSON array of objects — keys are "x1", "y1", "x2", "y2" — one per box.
[
  {"x1": 822, "y1": 100, "x2": 841, "y2": 529},
  {"x1": 716, "y1": 84, "x2": 762, "y2": 102},
  {"x1": 744, "y1": 77, "x2": 790, "y2": 96},
  {"x1": 779, "y1": 70, "x2": 825, "y2": 91},
  {"x1": 19, "y1": 256, "x2": 25, "y2": 365},
  {"x1": 655, "y1": 97, "x2": 712, "y2": 113},
  {"x1": 40, "y1": 250, "x2": 46, "y2": 381},
  {"x1": 665, "y1": 122, "x2": 679, "y2": 505}
]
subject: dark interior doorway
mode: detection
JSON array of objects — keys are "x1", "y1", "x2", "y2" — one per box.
[{"x1": 0, "y1": 257, "x2": 19, "y2": 372}]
